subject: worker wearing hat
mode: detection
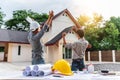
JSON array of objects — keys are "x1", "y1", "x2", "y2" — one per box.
[{"x1": 27, "y1": 11, "x2": 53, "y2": 65}]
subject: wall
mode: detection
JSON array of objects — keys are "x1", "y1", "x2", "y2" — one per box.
[
  {"x1": 0, "y1": 52, "x2": 4, "y2": 61},
  {"x1": 8, "y1": 43, "x2": 12, "y2": 62},
  {"x1": 8, "y1": 43, "x2": 32, "y2": 62},
  {"x1": 42, "y1": 12, "x2": 75, "y2": 42},
  {"x1": 46, "y1": 43, "x2": 63, "y2": 64}
]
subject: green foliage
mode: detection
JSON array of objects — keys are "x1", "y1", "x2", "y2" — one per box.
[
  {"x1": 106, "y1": 17, "x2": 120, "y2": 50},
  {"x1": 85, "y1": 27, "x2": 102, "y2": 51},
  {"x1": 5, "y1": 10, "x2": 48, "y2": 31},
  {"x1": 0, "y1": 8, "x2": 5, "y2": 28},
  {"x1": 78, "y1": 14, "x2": 120, "y2": 51},
  {"x1": 103, "y1": 21, "x2": 120, "y2": 50},
  {"x1": 109, "y1": 16, "x2": 120, "y2": 32}
]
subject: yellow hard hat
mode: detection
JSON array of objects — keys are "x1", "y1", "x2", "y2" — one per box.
[{"x1": 52, "y1": 59, "x2": 73, "y2": 76}]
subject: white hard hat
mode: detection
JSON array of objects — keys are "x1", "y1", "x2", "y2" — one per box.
[
  {"x1": 30, "y1": 21, "x2": 40, "y2": 31},
  {"x1": 26, "y1": 16, "x2": 40, "y2": 31},
  {"x1": 26, "y1": 16, "x2": 33, "y2": 23}
]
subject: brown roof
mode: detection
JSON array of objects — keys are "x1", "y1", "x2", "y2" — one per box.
[
  {"x1": 45, "y1": 26, "x2": 72, "y2": 46},
  {"x1": 0, "y1": 29, "x2": 29, "y2": 44}
]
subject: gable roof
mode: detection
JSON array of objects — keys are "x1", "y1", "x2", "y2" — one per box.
[
  {"x1": 41, "y1": 9, "x2": 81, "y2": 28},
  {"x1": 53, "y1": 9, "x2": 81, "y2": 28},
  {"x1": 45, "y1": 26, "x2": 72, "y2": 46},
  {"x1": 0, "y1": 29, "x2": 29, "y2": 44},
  {"x1": 45, "y1": 9, "x2": 80, "y2": 46}
]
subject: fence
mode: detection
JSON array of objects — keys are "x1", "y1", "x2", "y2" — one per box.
[{"x1": 85, "y1": 50, "x2": 120, "y2": 63}]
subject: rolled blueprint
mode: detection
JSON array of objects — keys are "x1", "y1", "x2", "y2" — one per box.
[
  {"x1": 37, "y1": 69, "x2": 52, "y2": 76},
  {"x1": 25, "y1": 65, "x2": 34, "y2": 71},
  {"x1": 31, "y1": 70, "x2": 38, "y2": 76},
  {"x1": 23, "y1": 70, "x2": 31, "y2": 76},
  {"x1": 33, "y1": 64, "x2": 52, "y2": 71},
  {"x1": 23, "y1": 64, "x2": 53, "y2": 77}
]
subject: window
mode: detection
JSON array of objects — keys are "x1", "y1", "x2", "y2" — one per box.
[
  {"x1": 0, "y1": 47, "x2": 4, "y2": 52},
  {"x1": 18, "y1": 45, "x2": 21, "y2": 55},
  {"x1": 62, "y1": 13, "x2": 67, "y2": 17},
  {"x1": 63, "y1": 46, "x2": 72, "y2": 59}
]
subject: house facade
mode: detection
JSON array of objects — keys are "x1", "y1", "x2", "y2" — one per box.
[
  {"x1": 43, "y1": 9, "x2": 80, "y2": 63},
  {"x1": 0, "y1": 9, "x2": 80, "y2": 63},
  {"x1": 7, "y1": 43, "x2": 31, "y2": 62},
  {"x1": 0, "y1": 29, "x2": 32, "y2": 62}
]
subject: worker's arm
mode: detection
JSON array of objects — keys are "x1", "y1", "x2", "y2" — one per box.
[
  {"x1": 33, "y1": 11, "x2": 54, "y2": 40},
  {"x1": 45, "y1": 10, "x2": 54, "y2": 27}
]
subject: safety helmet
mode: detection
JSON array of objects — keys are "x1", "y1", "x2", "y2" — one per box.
[
  {"x1": 52, "y1": 59, "x2": 73, "y2": 76},
  {"x1": 26, "y1": 16, "x2": 40, "y2": 31},
  {"x1": 30, "y1": 21, "x2": 40, "y2": 31}
]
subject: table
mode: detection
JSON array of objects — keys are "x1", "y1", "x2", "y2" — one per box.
[{"x1": 0, "y1": 71, "x2": 120, "y2": 80}]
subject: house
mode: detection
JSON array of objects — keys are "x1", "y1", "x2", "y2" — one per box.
[
  {"x1": 0, "y1": 9, "x2": 80, "y2": 63},
  {"x1": 0, "y1": 29, "x2": 32, "y2": 62},
  {"x1": 42, "y1": 9, "x2": 80, "y2": 63}
]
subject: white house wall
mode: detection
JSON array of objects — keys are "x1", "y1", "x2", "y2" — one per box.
[
  {"x1": 8, "y1": 43, "x2": 32, "y2": 62},
  {"x1": 44, "y1": 34, "x2": 78, "y2": 64},
  {"x1": 42, "y1": 13, "x2": 75, "y2": 42},
  {"x1": 46, "y1": 44, "x2": 63, "y2": 64}
]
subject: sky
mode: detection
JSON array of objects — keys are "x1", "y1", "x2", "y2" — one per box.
[{"x1": 0, "y1": 0, "x2": 120, "y2": 20}]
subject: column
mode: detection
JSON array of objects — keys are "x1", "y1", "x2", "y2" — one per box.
[
  {"x1": 88, "y1": 51, "x2": 90, "y2": 62},
  {"x1": 99, "y1": 51, "x2": 102, "y2": 63},
  {"x1": 112, "y1": 50, "x2": 116, "y2": 63}
]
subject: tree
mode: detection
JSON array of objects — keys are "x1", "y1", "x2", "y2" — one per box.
[
  {"x1": 5, "y1": 10, "x2": 48, "y2": 31},
  {"x1": 77, "y1": 14, "x2": 90, "y2": 26},
  {"x1": 77, "y1": 13, "x2": 105, "y2": 51},
  {"x1": 77, "y1": 13, "x2": 120, "y2": 51},
  {"x1": 0, "y1": 7, "x2": 5, "y2": 28},
  {"x1": 101, "y1": 17, "x2": 120, "y2": 50},
  {"x1": 92, "y1": 13, "x2": 103, "y2": 28},
  {"x1": 85, "y1": 17, "x2": 119, "y2": 51},
  {"x1": 77, "y1": 13, "x2": 104, "y2": 29},
  {"x1": 108, "y1": 16, "x2": 120, "y2": 32}
]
